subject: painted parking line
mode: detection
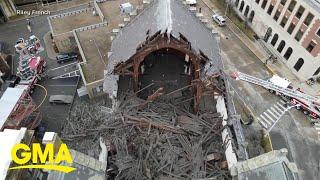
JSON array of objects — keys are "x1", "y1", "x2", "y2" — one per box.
[
  {"x1": 47, "y1": 85, "x2": 78, "y2": 87},
  {"x1": 47, "y1": 62, "x2": 78, "y2": 71}
]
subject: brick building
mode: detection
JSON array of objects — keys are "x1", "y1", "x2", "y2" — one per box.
[{"x1": 232, "y1": 0, "x2": 320, "y2": 80}]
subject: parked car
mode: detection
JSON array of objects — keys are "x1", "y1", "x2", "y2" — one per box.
[
  {"x1": 49, "y1": 95, "x2": 74, "y2": 104},
  {"x1": 212, "y1": 14, "x2": 226, "y2": 26},
  {"x1": 56, "y1": 52, "x2": 78, "y2": 64}
]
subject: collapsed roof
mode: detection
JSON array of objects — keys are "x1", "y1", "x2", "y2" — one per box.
[{"x1": 104, "y1": 0, "x2": 222, "y2": 97}]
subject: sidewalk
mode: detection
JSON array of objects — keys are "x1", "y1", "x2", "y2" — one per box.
[{"x1": 202, "y1": 0, "x2": 320, "y2": 97}]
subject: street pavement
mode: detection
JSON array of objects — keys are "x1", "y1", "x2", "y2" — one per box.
[
  {"x1": 198, "y1": 0, "x2": 320, "y2": 179},
  {"x1": 0, "y1": 4, "x2": 87, "y2": 133}
]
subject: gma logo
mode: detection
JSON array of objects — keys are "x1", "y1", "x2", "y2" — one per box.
[{"x1": 9, "y1": 143, "x2": 76, "y2": 173}]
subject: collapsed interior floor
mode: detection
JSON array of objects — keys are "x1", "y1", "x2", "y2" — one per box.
[{"x1": 61, "y1": 47, "x2": 232, "y2": 178}]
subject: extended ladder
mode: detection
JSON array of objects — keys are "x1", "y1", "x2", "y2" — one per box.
[{"x1": 231, "y1": 71, "x2": 320, "y2": 106}]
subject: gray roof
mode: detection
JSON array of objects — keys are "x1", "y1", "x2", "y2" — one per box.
[
  {"x1": 106, "y1": 0, "x2": 221, "y2": 75},
  {"x1": 47, "y1": 149, "x2": 107, "y2": 180},
  {"x1": 238, "y1": 162, "x2": 298, "y2": 180}
]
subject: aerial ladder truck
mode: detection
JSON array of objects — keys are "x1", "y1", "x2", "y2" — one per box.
[{"x1": 231, "y1": 71, "x2": 320, "y2": 121}]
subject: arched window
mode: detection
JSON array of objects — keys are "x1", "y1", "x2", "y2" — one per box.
[
  {"x1": 239, "y1": 1, "x2": 245, "y2": 12},
  {"x1": 277, "y1": 40, "x2": 286, "y2": 53},
  {"x1": 249, "y1": 11, "x2": 255, "y2": 22},
  {"x1": 283, "y1": 47, "x2": 293, "y2": 60},
  {"x1": 235, "y1": 0, "x2": 240, "y2": 7},
  {"x1": 270, "y1": 34, "x2": 279, "y2": 46},
  {"x1": 264, "y1": 27, "x2": 272, "y2": 42},
  {"x1": 294, "y1": 58, "x2": 304, "y2": 72},
  {"x1": 244, "y1": 6, "x2": 250, "y2": 16},
  {"x1": 313, "y1": 67, "x2": 320, "y2": 76}
]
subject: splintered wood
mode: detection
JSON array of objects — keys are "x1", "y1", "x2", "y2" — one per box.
[{"x1": 62, "y1": 96, "x2": 231, "y2": 179}]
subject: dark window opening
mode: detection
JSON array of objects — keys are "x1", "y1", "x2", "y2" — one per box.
[
  {"x1": 303, "y1": 13, "x2": 314, "y2": 26},
  {"x1": 316, "y1": 29, "x2": 320, "y2": 37},
  {"x1": 288, "y1": 0, "x2": 296, "y2": 12},
  {"x1": 235, "y1": 0, "x2": 240, "y2": 7},
  {"x1": 271, "y1": 34, "x2": 279, "y2": 46},
  {"x1": 294, "y1": 29, "x2": 304, "y2": 41},
  {"x1": 277, "y1": 40, "x2": 286, "y2": 53},
  {"x1": 255, "y1": 0, "x2": 260, "y2": 4},
  {"x1": 313, "y1": 67, "x2": 320, "y2": 76},
  {"x1": 244, "y1": 6, "x2": 250, "y2": 16},
  {"x1": 274, "y1": 11, "x2": 281, "y2": 21},
  {"x1": 261, "y1": 0, "x2": 268, "y2": 9},
  {"x1": 267, "y1": 4, "x2": 274, "y2": 15},
  {"x1": 306, "y1": 41, "x2": 316, "y2": 53},
  {"x1": 295, "y1": 6, "x2": 305, "y2": 19},
  {"x1": 287, "y1": 23, "x2": 295, "y2": 34},
  {"x1": 280, "y1": 16, "x2": 288, "y2": 27},
  {"x1": 294, "y1": 58, "x2": 304, "y2": 71},
  {"x1": 249, "y1": 11, "x2": 255, "y2": 22},
  {"x1": 239, "y1": 1, "x2": 245, "y2": 11},
  {"x1": 280, "y1": 0, "x2": 287, "y2": 5},
  {"x1": 283, "y1": 47, "x2": 293, "y2": 60}
]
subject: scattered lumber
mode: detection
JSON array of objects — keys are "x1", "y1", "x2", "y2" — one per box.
[{"x1": 62, "y1": 94, "x2": 231, "y2": 179}]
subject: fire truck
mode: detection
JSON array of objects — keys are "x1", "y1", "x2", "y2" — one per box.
[
  {"x1": 0, "y1": 87, "x2": 42, "y2": 130},
  {"x1": 231, "y1": 71, "x2": 320, "y2": 122},
  {"x1": 14, "y1": 35, "x2": 44, "y2": 56}
]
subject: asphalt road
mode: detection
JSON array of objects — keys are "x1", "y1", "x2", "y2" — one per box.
[
  {"x1": 0, "y1": 5, "x2": 87, "y2": 133},
  {"x1": 209, "y1": 12, "x2": 320, "y2": 180}
]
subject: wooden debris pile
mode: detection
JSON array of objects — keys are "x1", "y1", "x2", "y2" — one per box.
[{"x1": 62, "y1": 96, "x2": 230, "y2": 179}]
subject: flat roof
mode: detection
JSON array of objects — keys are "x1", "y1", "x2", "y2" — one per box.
[
  {"x1": 0, "y1": 128, "x2": 26, "y2": 180},
  {"x1": 49, "y1": 8, "x2": 101, "y2": 35},
  {"x1": 0, "y1": 88, "x2": 25, "y2": 129},
  {"x1": 77, "y1": 26, "x2": 111, "y2": 83}
]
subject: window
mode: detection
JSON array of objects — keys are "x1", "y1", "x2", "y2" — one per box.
[
  {"x1": 267, "y1": 4, "x2": 274, "y2": 15},
  {"x1": 294, "y1": 58, "x2": 304, "y2": 71},
  {"x1": 283, "y1": 47, "x2": 293, "y2": 60},
  {"x1": 239, "y1": 1, "x2": 245, "y2": 11},
  {"x1": 287, "y1": 23, "x2": 295, "y2": 34},
  {"x1": 306, "y1": 41, "x2": 316, "y2": 52},
  {"x1": 244, "y1": 6, "x2": 250, "y2": 16},
  {"x1": 249, "y1": 11, "x2": 255, "y2": 22},
  {"x1": 295, "y1": 6, "x2": 305, "y2": 19},
  {"x1": 261, "y1": 0, "x2": 267, "y2": 9},
  {"x1": 313, "y1": 67, "x2": 320, "y2": 76},
  {"x1": 316, "y1": 29, "x2": 320, "y2": 37},
  {"x1": 294, "y1": 29, "x2": 304, "y2": 41},
  {"x1": 277, "y1": 40, "x2": 286, "y2": 53},
  {"x1": 280, "y1": 16, "x2": 288, "y2": 27},
  {"x1": 273, "y1": 10, "x2": 281, "y2": 21},
  {"x1": 304, "y1": 13, "x2": 314, "y2": 26},
  {"x1": 288, "y1": 0, "x2": 296, "y2": 12},
  {"x1": 235, "y1": 0, "x2": 240, "y2": 7},
  {"x1": 271, "y1": 34, "x2": 279, "y2": 46},
  {"x1": 280, "y1": 0, "x2": 286, "y2": 5},
  {"x1": 255, "y1": 0, "x2": 260, "y2": 4}
]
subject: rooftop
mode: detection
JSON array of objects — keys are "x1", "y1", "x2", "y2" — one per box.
[
  {"x1": 0, "y1": 88, "x2": 25, "y2": 129},
  {"x1": 237, "y1": 149, "x2": 299, "y2": 180},
  {"x1": 106, "y1": 0, "x2": 220, "y2": 74},
  {"x1": 0, "y1": 128, "x2": 27, "y2": 180},
  {"x1": 77, "y1": 25, "x2": 111, "y2": 83},
  {"x1": 47, "y1": 149, "x2": 107, "y2": 180},
  {"x1": 49, "y1": 7, "x2": 101, "y2": 35}
]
